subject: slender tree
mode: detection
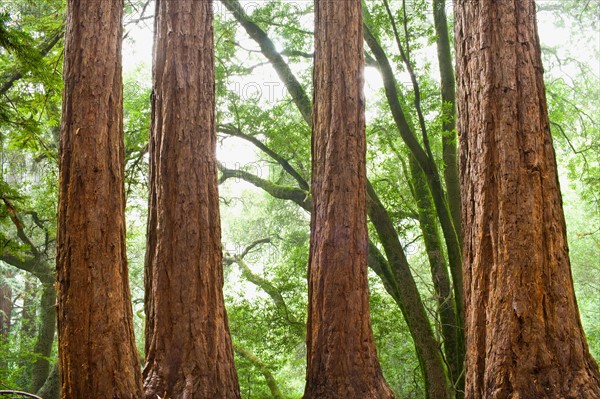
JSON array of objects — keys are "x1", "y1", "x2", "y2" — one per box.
[
  {"x1": 143, "y1": 1, "x2": 240, "y2": 398},
  {"x1": 455, "y1": 0, "x2": 600, "y2": 397},
  {"x1": 303, "y1": 1, "x2": 394, "y2": 398},
  {"x1": 56, "y1": 0, "x2": 143, "y2": 397},
  {"x1": 0, "y1": 272, "x2": 11, "y2": 372}
]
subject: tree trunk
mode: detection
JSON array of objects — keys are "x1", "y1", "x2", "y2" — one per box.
[
  {"x1": 56, "y1": 0, "x2": 143, "y2": 397},
  {"x1": 432, "y1": 0, "x2": 461, "y2": 247},
  {"x1": 367, "y1": 182, "x2": 451, "y2": 399},
  {"x1": 143, "y1": 1, "x2": 240, "y2": 398},
  {"x1": 409, "y1": 155, "x2": 462, "y2": 397},
  {"x1": 37, "y1": 362, "x2": 60, "y2": 399},
  {"x1": 303, "y1": 2, "x2": 394, "y2": 398},
  {"x1": 455, "y1": 1, "x2": 600, "y2": 398},
  {"x1": 0, "y1": 272, "x2": 11, "y2": 371},
  {"x1": 31, "y1": 282, "x2": 56, "y2": 392}
]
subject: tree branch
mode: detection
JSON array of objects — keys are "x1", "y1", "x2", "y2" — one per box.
[
  {"x1": 220, "y1": 0, "x2": 312, "y2": 126},
  {"x1": 1, "y1": 196, "x2": 40, "y2": 258},
  {"x1": 233, "y1": 344, "x2": 284, "y2": 399},
  {"x1": 218, "y1": 162, "x2": 312, "y2": 212},
  {"x1": 219, "y1": 124, "x2": 309, "y2": 190},
  {"x1": 0, "y1": 26, "x2": 64, "y2": 96},
  {"x1": 224, "y1": 239, "x2": 305, "y2": 336}
]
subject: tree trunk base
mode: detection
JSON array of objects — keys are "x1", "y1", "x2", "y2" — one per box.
[{"x1": 303, "y1": 381, "x2": 395, "y2": 399}]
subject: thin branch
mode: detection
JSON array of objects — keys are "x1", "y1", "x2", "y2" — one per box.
[
  {"x1": 0, "y1": 26, "x2": 64, "y2": 96},
  {"x1": 217, "y1": 162, "x2": 312, "y2": 211},
  {"x1": 220, "y1": 0, "x2": 312, "y2": 126},
  {"x1": 1, "y1": 197, "x2": 40, "y2": 258},
  {"x1": 218, "y1": 124, "x2": 309, "y2": 190}
]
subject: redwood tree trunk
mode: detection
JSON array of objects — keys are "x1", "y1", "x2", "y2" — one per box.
[
  {"x1": 142, "y1": 1, "x2": 240, "y2": 398},
  {"x1": 303, "y1": 1, "x2": 394, "y2": 398},
  {"x1": 455, "y1": 1, "x2": 600, "y2": 398},
  {"x1": 56, "y1": 0, "x2": 143, "y2": 397}
]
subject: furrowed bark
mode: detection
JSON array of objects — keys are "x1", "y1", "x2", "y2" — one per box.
[
  {"x1": 56, "y1": 0, "x2": 143, "y2": 396},
  {"x1": 303, "y1": 2, "x2": 394, "y2": 397},
  {"x1": 455, "y1": 1, "x2": 600, "y2": 397},
  {"x1": 143, "y1": 1, "x2": 240, "y2": 397}
]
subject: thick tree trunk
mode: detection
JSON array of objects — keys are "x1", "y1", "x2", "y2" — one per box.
[
  {"x1": 455, "y1": 1, "x2": 600, "y2": 398},
  {"x1": 303, "y1": 2, "x2": 394, "y2": 398},
  {"x1": 143, "y1": 1, "x2": 240, "y2": 398},
  {"x1": 56, "y1": 0, "x2": 143, "y2": 397}
]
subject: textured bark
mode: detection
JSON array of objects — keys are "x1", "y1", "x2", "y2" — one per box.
[
  {"x1": 455, "y1": 1, "x2": 600, "y2": 398},
  {"x1": 143, "y1": 1, "x2": 240, "y2": 398},
  {"x1": 56, "y1": 0, "x2": 143, "y2": 397},
  {"x1": 303, "y1": 2, "x2": 394, "y2": 398}
]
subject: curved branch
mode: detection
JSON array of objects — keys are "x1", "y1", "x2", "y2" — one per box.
[
  {"x1": 1, "y1": 197, "x2": 40, "y2": 258},
  {"x1": 218, "y1": 162, "x2": 312, "y2": 211},
  {"x1": 220, "y1": 0, "x2": 312, "y2": 126},
  {"x1": 230, "y1": 255, "x2": 305, "y2": 336},
  {"x1": 0, "y1": 27, "x2": 64, "y2": 96},
  {"x1": 364, "y1": 22, "x2": 463, "y2": 318},
  {"x1": 218, "y1": 125, "x2": 309, "y2": 190},
  {"x1": 233, "y1": 344, "x2": 284, "y2": 399}
]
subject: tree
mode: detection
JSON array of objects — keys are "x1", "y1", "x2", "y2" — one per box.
[
  {"x1": 454, "y1": 0, "x2": 600, "y2": 397},
  {"x1": 142, "y1": 1, "x2": 241, "y2": 398},
  {"x1": 56, "y1": 0, "x2": 143, "y2": 396},
  {"x1": 303, "y1": 1, "x2": 394, "y2": 398}
]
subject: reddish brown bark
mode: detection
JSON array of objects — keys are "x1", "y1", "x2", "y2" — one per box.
[
  {"x1": 142, "y1": 1, "x2": 240, "y2": 398},
  {"x1": 303, "y1": 1, "x2": 394, "y2": 398},
  {"x1": 455, "y1": 1, "x2": 600, "y2": 398},
  {"x1": 56, "y1": 0, "x2": 143, "y2": 397}
]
